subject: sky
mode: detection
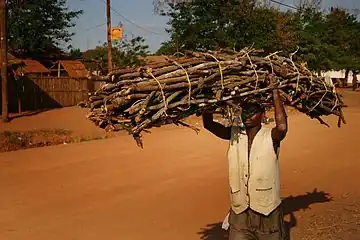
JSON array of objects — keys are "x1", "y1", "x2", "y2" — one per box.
[{"x1": 68, "y1": 0, "x2": 360, "y2": 53}]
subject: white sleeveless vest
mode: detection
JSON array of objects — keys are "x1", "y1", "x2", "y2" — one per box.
[{"x1": 227, "y1": 126, "x2": 281, "y2": 216}]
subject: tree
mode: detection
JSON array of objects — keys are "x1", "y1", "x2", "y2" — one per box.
[
  {"x1": 114, "y1": 36, "x2": 150, "y2": 66},
  {"x1": 153, "y1": 0, "x2": 272, "y2": 14},
  {"x1": 69, "y1": 47, "x2": 82, "y2": 59},
  {"x1": 157, "y1": 0, "x2": 360, "y2": 74},
  {"x1": 291, "y1": 7, "x2": 334, "y2": 71},
  {"x1": 296, "y1": 0, "x2": 322, "y2": 10},
  {"x1": 291, "y1": 7, "x2": 360, "y2": 71},
  {"x1": 159, "y1": 0, "x2": 280, "y2": 54},
  {"x1": 83, "y1": 35, "x2": 150, "y2": 72},
  {"x1": 156, "y1": 41, "x2": 176, "y2": 55},
  {"x1": 153, "y1": 0, "x2": 190, "y2": 15},
  {"x1": 274, "y1": 10, "x2": 298, "y2": 52},
  {"x1": 324, "y1": 7, "x2": 360, "y2": 71},
  {"x1": 7, "y1": 0, "x2": 82, "y2": 59}
]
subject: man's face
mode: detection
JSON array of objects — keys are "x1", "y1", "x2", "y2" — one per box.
[{"x1": 242, "y1": 111, "x2": 263, "y2": 128}]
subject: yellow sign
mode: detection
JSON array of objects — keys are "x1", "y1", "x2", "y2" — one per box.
[{"x1": 111, "y1": 27, "x2": 123, "y2": 40}]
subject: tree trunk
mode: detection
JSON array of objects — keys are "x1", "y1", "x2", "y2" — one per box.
[
  {"x1": 344, "y1": 69, "x2": 350, "y2": 88},
  {"x1": 352, "y1": 72, "x2": 358, "y2": 91}
]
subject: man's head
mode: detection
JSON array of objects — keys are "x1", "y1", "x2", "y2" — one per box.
[{"x1": 241, "y1": 102, "x2": 265, "y2": 128}]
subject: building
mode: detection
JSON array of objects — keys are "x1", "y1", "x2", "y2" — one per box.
[
  {"x1": 50, "y1": 60, "x2": 89, "y2": 78},
  {"x1": 320, "y1": 70, "x2": 360, "y2": 87},
  {"x1": 15, "y1": 59, "x2": 50, "y2": 77},
  {"x1": 0, "y1": 54, "x2": 50, "y2": 77}
]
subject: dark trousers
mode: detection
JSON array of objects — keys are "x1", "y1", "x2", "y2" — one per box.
[{"x1": 229, "y1": 205, "x2": 287, "y2": 240}]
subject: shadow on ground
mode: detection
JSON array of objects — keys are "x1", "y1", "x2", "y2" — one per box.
[
  {"x1": 198, "y1": 188, "x2": 332, "y2": 240},
  {"x1": 8, "y1": 109, "x2": 53, "y2": 122}
]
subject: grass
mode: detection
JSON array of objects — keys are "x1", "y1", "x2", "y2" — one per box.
[{"x1": 0, "y1": 129, "x2": 112, "y2": 153}]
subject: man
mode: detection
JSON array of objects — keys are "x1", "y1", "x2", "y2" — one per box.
[
  {"x1": 352, "y1": 72, "x2": 358, "y2": 91},
  {"x1": 202, "y1": 74, "x2": 288, "y2": 240}
]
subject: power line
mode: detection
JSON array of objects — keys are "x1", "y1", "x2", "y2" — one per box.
[
  {"x1": 85, "y1": 22, "x2": 106, "y2": 31},
  {"x1": 99, "y1": 0, "x2": 165, "y2": 36},
  {"x1": 269, "y1": 0, "x2": 298, "y2": 10},
  {"x1": 87, "y1": 1, "x2": 297, "y2": 37}
]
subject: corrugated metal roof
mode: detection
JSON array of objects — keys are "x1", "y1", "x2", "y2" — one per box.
[
  {"x1": 16, "y1": 59, "x2": 50, "y2": 74},
  {"x1": 7, "y1": 53, "x2": 17, "y2": 60},
  {"x1": 58, "y1": 60, "x2": 89, "y2": 77},
  {"x1": 6, "y1": 53, "x2": 23, "y2": 66}
]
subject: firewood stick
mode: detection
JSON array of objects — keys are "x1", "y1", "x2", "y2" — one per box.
[{"x1": 147, "y1": 90, "x2": 184, "y2": 111}]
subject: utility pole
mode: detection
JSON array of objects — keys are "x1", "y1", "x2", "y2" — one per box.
[
  {"x1": 0, "y1": 0, "x2": 8, "y2": 122},
  {"x1": 106, "y1": 0, "x2": 112, "y2": 73}
]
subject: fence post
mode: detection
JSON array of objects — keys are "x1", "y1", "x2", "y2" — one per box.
[{"x1": 86, "y1": 77, "x2": 94, "y2": 94}]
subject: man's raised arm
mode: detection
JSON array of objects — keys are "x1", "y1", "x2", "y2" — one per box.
[
  {"x1": 271, "y1": 85, "x2": 288, "y2": 143},
  {"x1": 202, "y1": 111, "x2": 231, "y2": 140}
]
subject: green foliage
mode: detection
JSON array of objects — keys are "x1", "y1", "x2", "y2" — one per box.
[
  {"x1": 114, "y1": 36, "x2": 150, "y2": 66},
  {"x1": 292, "y1": 7, "x2": 360, "y2": 71},
  {"x1": 69, "y1": 47, "x2": 82, "y2": 58},
  {"x1": 158, "y1": 0, "x2": 360, "y2": 71},
  {"x1": 156, "y1": 41, "x2": 176, "y2": 55},
  {"x1": 161, "y1": 0, "x2": 279, "y2": 53},
  {"x1": 292, "y1": 8, "x2": 334, "y2": 70},
  {"x1": 7, "y1": 0, "x2": 83, "y2": 59},
  {"x1": 83, "y1": 36, "x2": 150, "y2": 71},
  {"x1": 325, "y1": 8, "x2": 360, "y2": 70}
]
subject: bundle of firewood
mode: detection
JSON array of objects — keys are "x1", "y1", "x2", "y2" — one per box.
[{"x1": 84, "y1": 48, "x2": 345, "y2": 146}]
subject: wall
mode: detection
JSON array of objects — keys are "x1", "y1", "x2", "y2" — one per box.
[
  {"x1": 0, "y1": 76, "x2": 95, "y2": 113},
  {"x1": 321, "y1": 70, "x2": 360, "y2": 85}
]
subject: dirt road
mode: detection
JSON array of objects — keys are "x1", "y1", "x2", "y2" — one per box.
[{"x1": 1, "y1": 91, "x2": 360, "y2": 240}]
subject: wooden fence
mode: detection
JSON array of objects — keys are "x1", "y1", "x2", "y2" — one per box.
[{"x1": 0, "y1": 76, "x2": 101, "y2": 113}]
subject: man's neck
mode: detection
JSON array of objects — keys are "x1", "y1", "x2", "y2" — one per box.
[{"x1": 246, "y1": 125, "x2": 262, "y2": 139}]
